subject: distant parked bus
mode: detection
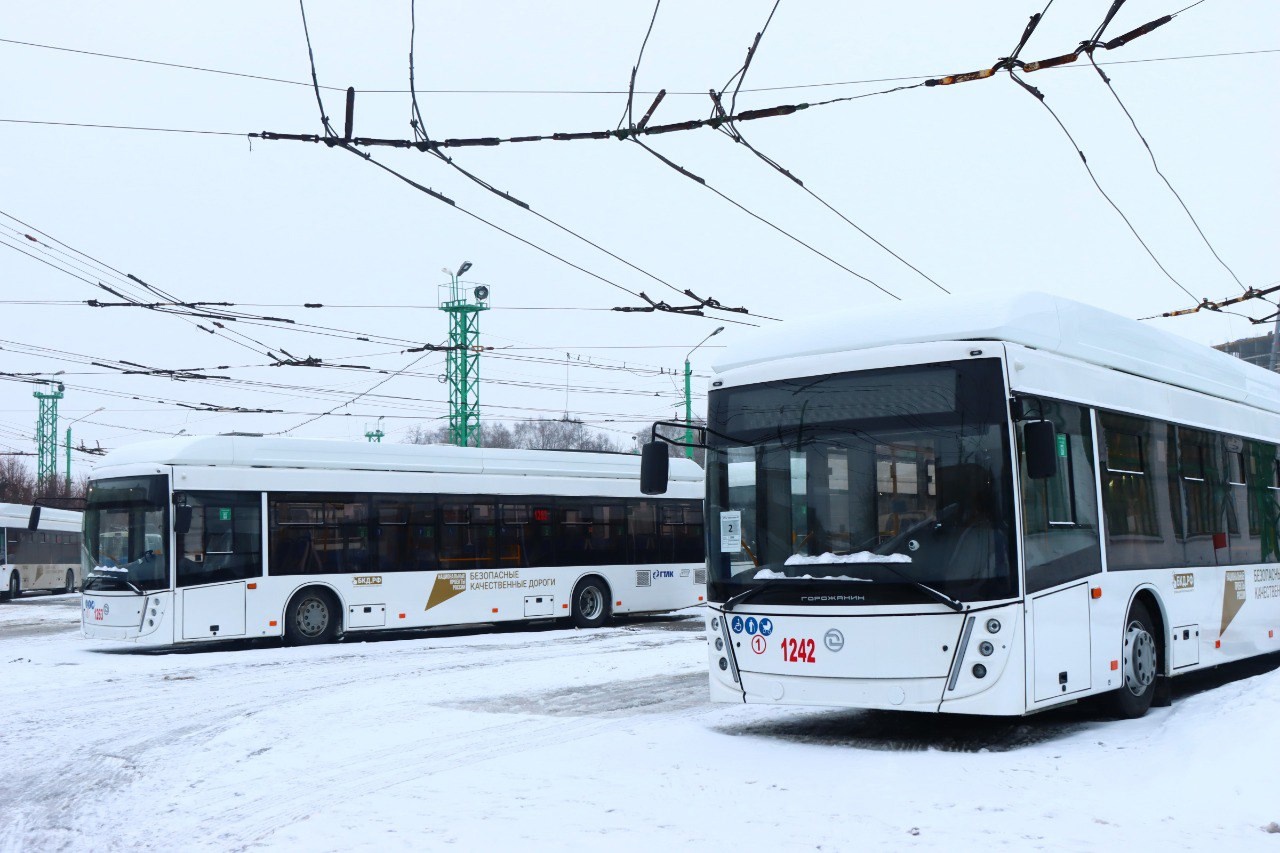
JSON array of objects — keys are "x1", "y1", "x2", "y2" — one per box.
[
  {"x1": 642, "y1": 292, "x2": 1280, "y2": 718},
  {"x1": 81, "y1": 436, "x2": 705, "y2": 646},
  {"x1": 1, "y1": 503, "x2": 82, "y2": 599}
]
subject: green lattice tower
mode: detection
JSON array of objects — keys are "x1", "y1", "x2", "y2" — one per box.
[
  {"x1": 440, "y1": 272, "x2": 489, "y2": 447},
  {"x1": 33, "y1": 383, "x2": 64, "y2": 486}
]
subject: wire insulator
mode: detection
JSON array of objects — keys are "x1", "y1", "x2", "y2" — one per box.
[
  {"x1": 1023, "y1": 51, "x2": 1081, "y2": 72},
  {"x1": 1104, "y1": 16, "x2": 1173, "y2": 50}
]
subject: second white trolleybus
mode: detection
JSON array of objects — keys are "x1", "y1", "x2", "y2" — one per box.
[
  {"x1": 81, "y1": 436, "x2": 704, "y2": 646},
  {"x1": 642, "y1": 291, "x2": 1280, "y2": 718}
]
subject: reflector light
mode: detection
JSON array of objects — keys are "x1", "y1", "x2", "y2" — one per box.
[
  {"x1": 698, "y1": 595, "x2": 704, "y2": 602},
  {"x1": 1090, "y1": 587, "x2": 1102, "y2": 599},
  {"x1": 1215, "y1": 640, "x2": 1222, "y2": 648},
  {"x1": 398, "y1": 613, "x2": 406, "y2": 619},
  {"x1": 247, "y1": 583, "x2": 257, "y2": 590},
  {"x1": 492, "y1": 607, "x2": 499, "y2": 613},
  {"x1": 1270, "y1": 630, "x2": 1274, "y2": 639},
  {"x1": 616, "y1": 600, "x2": 622, "y2": 606},
  {"x1": 269, "y1": 620, "x2": 278, "y2": 627},
  {"x1": 1110, "y1": 660, "x2": 1118, "y2": 671},
  {"x1": 562, "y1": 603, "x2": 569, "y2": 609},
  {"x1": 533, "y1": 508, "x2": 551, "y2": 522}
]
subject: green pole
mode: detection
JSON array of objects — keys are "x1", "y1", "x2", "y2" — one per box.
[
  {"x1": 684, "y1": 359, "x2": 693, "y2": 459},
  {"x1": 65, "y1": 427, "x2": 71, "y2": 492}
]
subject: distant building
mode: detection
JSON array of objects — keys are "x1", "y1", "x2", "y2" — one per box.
[{"x1": 1214, "y1": 331, "x2": 1279, "y2": 372}]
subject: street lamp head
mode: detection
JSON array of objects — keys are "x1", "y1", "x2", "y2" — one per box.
[
  {"x1": 711, "y1": 326, "x2": 725, "y2": 336},
  {"x1": 456, "y1": 261, "x2": 473, "y2": 277}
]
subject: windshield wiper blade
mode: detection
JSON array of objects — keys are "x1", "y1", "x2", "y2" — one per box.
[
  {"x1": 723, "y1": 578, "x2": 793, "y2": 612},
  {"x1": 872, "y1": 560, "x2": 964, "y2": 612}
]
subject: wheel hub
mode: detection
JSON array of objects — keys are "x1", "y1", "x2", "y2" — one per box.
[
  {"x1": 578, "y1": 587, "x2": 603, "y2": 620},
  {"x1": 1123, "y1": 620, "x2": 1156, "y2": 696},
  {"x1": 297, "y1": 598, "x2": 329, "y2": 637}
]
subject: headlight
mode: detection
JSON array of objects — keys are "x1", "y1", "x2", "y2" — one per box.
[
  {"x1": 972, "y1": 663, "x2": 988, "y2": 679},
  {"x1": 986, "y1": 618, "x2": 1001, "y2": 634},
  {"x1": 978, "y1": 641, "x2": 994, "y2": 656}
]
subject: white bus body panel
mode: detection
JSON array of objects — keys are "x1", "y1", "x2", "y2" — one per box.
[{"x1": 82, "y1": 442, "x2": 705, "y2": 646}]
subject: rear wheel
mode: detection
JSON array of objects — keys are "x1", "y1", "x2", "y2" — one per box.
[
  {"x1": 284, "y1": 588, "x2": 340, "y2": 645},
  {"x1": 571, "y1": 577, "x2": 610, "y2": 629},
  {"x1": 5, "y1": 571, "x2": 19, "y2": 602},
  {"x1": 63, "y1": 570, "x2": 75, "y2": 595},
  {"x1": 1107, "y1": 599, "x2": 1159, "y2": 719}
]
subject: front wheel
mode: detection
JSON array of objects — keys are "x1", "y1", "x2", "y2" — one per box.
[
  {"x1": 4, "y1": 571, "x2": 19, "y2": 602},
  {"x1": 284, "y1": 588, "x2": 341, "y2": 646},
  {"x1": 1106, "y1": 599, "x2": 1160, "y2": 719},
  {"x1": 571, "y1": 577, "x2": 610, "y2": 629}
]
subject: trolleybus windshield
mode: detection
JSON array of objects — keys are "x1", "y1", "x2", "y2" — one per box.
[
  {"x1": 706, "y1": 358, "x2": 1017, "y2": 607},
  {"x1": 82, "y1": 475, "x2": 169, "y2": 594}
]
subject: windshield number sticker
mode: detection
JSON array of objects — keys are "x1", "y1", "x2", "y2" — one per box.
[{"x1": 782, "y1": 637, "x2": 816, "y2": 664}]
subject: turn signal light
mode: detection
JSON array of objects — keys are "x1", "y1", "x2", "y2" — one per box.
[
  {"x1": 269, "y1": 620, "x2": 278, "y2": 627},
  {"x1": 1090, "y1": 587, "x2": 1102, "y2": 599},
  {"x1": 247, "y1": 583, "x2": 257, "y2": 590}
]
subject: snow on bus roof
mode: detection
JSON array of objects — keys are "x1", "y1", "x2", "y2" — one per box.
[
  {"x1": 714, "y1": 291, "x2": 1280, "y2": 415},
  {"x1": 92, "y1": 435, "x2": 705, "y2": 482}
]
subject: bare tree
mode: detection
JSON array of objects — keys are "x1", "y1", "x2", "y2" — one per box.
[
  {"x1": 406, "y1": 418, "x2": 622, "y2": 452},
  {"x1": 0, "y1": 457, "x2": 87, "y2": 506},
  {"x1": 634, "y1": 417, "x2": 706, "y2": 466}
]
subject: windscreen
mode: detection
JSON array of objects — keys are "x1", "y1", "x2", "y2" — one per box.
[
  {"x1": 706, "y1": 358, "x2": 1017, "y2": 606},
  {"x1": 82, "y1": 475, "x2": 170, "y2": 593}
]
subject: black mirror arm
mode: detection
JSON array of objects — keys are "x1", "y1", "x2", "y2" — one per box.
[{"x1": 648, "y1": 419, "x2": 734, "y2": 450}]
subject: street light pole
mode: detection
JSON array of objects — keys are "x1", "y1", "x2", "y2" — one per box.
[
  {"x1": 684, "y1": 326, "x2": 724, "y2": 459},
  {"x1": 64, "y1": 407, "x2": 104, "y2": 492}
]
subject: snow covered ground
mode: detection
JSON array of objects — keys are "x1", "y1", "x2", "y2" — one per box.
[{"x1": 2, "y1": 594, "x2": 1278, "y2": 852}]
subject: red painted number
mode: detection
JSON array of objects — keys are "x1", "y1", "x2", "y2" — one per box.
[{"x1": 781, "y1": 637, "x2": 816, "y2": 663}]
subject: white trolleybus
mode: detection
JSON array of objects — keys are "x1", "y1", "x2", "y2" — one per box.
[
  {"x1": 641, "y1": 292, "x2": 1280, "y2": 718},
  {"x1": 2, "y1": 503, "x2": 82, "y2": 600},
  {"x1": 80, "y1": 436, "x2": 704, "y2": 646}
]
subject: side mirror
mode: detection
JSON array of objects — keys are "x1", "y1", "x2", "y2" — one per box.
[
  {"x1": 1024, "y1": 420, "x2": 1059, "y2": 479},
  {"x1": 27, "y1": 505, "x2": 41, "y2": 531},
  {"x1": 174, "y1": 505, "x2": 193, "y2": 535},
  {"x1": 640, "y1": 442, "x2": 670, "y2": 495}
]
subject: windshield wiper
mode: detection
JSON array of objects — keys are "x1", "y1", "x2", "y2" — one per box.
[
  {"x1": 723, "y1": 578, "x2": 794, "y2": 612},
  {"x1": 85, "y1": 572, "x2": 146, "y2": 596},
  {"x1": 871, "y1": 559, "x2": 965, "y2": 612}
]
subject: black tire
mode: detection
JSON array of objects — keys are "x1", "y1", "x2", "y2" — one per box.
[
  {"x1": 63, "y1": 570, "x2": 76, "y2": 595},
  {"x1": 5, "y1": 571, "x2": 20, "y2": 602},
  {"x1": 570, "y1": 577, "x2": 610, "y2": 629},
  {"x1": 1106, "y1": 599, "x2": 1160, "y2": 719},
  {"x1": 283, "y1": 588, "x2": 341, "y2": 646}
]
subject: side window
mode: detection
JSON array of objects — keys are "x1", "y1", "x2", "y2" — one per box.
[
  {"x1": 659, "y1": 501, "x2": 705, "y2": 563},
  {"x1": 268, "y1": 494, "x2": 369, "y2": 575},
  {"x1": 628, "y1": 500, "x2": 660, "y2": 564},
  {"x1": 1245, "y1": 441, "x2": 1280, "y2": 564},
  {"x1": 439, "y1": 500, "x2": 497, "y2": 569},
  {"x1": 374, "y1": 498, "x2": 441, "y2": 573},
  {"x1": 1099, "y1": 413, "x2": 1184, "y2": 570},
  {"x1": 176, "y1": 492, "x2": 263, "y2": 587},
  {"x1": 1016, "y1": 400, "x2": 1101, "y2": 592}
]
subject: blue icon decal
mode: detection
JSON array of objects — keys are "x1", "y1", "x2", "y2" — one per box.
[
  {"x1": 731, "y1": 615, "x2": 744, "y2": 634},
  {"x1": 745, "y1": 616, "x2": 759, "y2": 635},
  {"x1": 759, "y1": 618, "x2": 773, "y2": 636}
]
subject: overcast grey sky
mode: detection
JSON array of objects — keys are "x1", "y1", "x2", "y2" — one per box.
[{"x1": 2, "y1": 0, "x2": 1277, "y2": 478}]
